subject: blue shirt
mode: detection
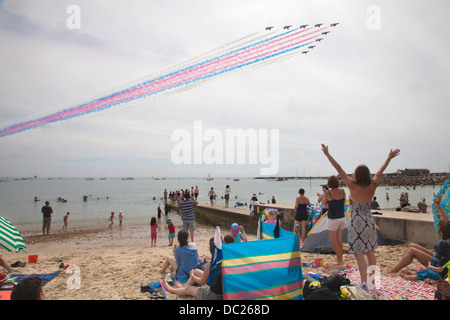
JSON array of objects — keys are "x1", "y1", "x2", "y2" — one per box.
[
  {"x1": 174, "y1": 243, "x2": 199, "y2": 281},
  {"x1": 179, "y1": 199, "x2": 197, "y2": 221}
]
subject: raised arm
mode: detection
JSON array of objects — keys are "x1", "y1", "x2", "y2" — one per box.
[
  {"x1": 435, "y1": 194, "x2": 449, "y2": 222},
  {"x1": 321, "y1": 144, "x2": 352, "y2": 186},
  {"x1": 373, "y1": 149, "x2": 400, "y2": 185}
]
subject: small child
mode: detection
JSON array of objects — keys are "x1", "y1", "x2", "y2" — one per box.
[
  {"x1": 166, "y1": 219, "x2": 175, "y2": 246},
  {"x1": 108, "y1": 212, "x2": 115, "y2": 228},
  {"x1": 118, "y1": 211, "x2": 123, "y2": 227},
  {"x1": 150, "y1": 217, "x2": 158, "y2": 247},
  {"x1": 401, "y1": 264, "x2": 446, "y2": 283},
  {"x1": 230, "y1": 223, "x2": 247, "y2": 243},
  {"x1": 62, "y1": 212, "x2": 70, "y2": 231},
  {"x1": 265, "y1": 210, "x2": 278, "y2": 225}
]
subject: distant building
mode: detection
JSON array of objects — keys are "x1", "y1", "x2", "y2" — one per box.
[{"x1": 396, "y1": 168, "x2": 430, "y2": 177}]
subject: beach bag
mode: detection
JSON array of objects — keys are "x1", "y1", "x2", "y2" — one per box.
[
  {"x1": 321, "y1": 273, "x2": 350, "y2": 293},
  {"x1": 306, "y1": 287, "x2": 340, "y2": 300},
  {"x1": 435, "y1": 280, "x2": 450, "y2": 300},
  {"x1": 344, "y1": 285, "x2": 373, "y2": 300}
]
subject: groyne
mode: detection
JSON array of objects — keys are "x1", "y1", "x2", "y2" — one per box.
[{"x1": 173, "y1": 202, "x2": 440, "y2": 247}]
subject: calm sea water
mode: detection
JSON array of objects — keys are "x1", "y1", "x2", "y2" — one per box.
[{"x1": 0, "y1": 177, "x2": 442, "y2": 230}]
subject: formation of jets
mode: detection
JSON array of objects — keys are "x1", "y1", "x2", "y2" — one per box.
[
  {"x1": 265, "y1": 22, "x2": 339, "y2": 31},
  {"x1": 262, "y1": 23, "x2": 339, "y2": 55}
]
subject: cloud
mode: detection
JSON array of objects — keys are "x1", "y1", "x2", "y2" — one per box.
[{"x1": 0, "y1": 0, "x2": 449, "y2": 177}]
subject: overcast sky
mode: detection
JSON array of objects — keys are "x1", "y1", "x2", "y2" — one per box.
[{"x1": 0, "y1": 0, "x2": 449, "y2": 178}]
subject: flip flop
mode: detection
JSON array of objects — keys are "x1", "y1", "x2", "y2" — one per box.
[{"x1": 10, "y1": 261, "x2": 26, "y2": 268}]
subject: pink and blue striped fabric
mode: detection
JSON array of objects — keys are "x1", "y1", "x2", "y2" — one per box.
[{"x1": 222, "y1": 225, "x2": 303, "y2": 300}]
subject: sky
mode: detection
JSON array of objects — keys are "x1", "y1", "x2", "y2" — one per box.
[{"x1": 0, "y1": 0, "x2": 449, "y2": 178}]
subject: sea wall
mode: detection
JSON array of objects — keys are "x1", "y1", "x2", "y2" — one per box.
[
  {"x1": 175, "y1": 202, "x2": 440, "y2": 247},
  {"x1": 372, "y1": 210, "x2": 440, "y2": 247}
]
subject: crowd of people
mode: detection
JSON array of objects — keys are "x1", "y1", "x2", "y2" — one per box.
[{"x1": 2, "y1": 144, "x2": 449, "y2": 300}]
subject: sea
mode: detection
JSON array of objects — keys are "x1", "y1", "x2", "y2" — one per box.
[{"x1": 0, "y1": 176, "x2": 443, "y2": 232}]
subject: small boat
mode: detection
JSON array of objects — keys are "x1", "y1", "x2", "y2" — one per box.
[{"x1": 206, "y1": 174, "x2": 213, "y2": 181}]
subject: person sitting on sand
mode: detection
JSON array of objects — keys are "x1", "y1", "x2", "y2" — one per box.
[
  {"x1": 158, "y1": 230, "x2": 199, "y2": 282},
  {"x1": 162, "y1": 234, "x2": 235, "y2": 300},
  {"x1": 0, "y1": 255, "x2": 20, "y2": 273},
  {"x1": 399, "y1": 263, "x2": 447, "y2": 284},
  {"x1": 388, "y1": 194, "x2": 450, "y2": 275}
]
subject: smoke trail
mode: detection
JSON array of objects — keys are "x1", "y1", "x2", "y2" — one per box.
[{"x1": 0, "y1": 25, "x2": 335, "y2": 137}]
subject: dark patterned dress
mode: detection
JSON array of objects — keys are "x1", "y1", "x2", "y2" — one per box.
[{"x1": 348, "y1": 199, "x2": 378, "y2": 254}]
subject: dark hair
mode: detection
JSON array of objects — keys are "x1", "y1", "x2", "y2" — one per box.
[
  {"x1": 354, "y1": 164, "x2": 372, "y2": 186},
  {"x1": 178, "y1": 230, "x2": 189, "y2": 246},
  {"x1": 224, "y1": 234, "x2": 235, "y2": 244},
  {"x1": 184, "y1": 192, "x2": 191, "y2": 199},
  {"x1": 327, "y1": 175, "x2": 340, "y2": 189},
  {"x1": 438, "y1": 220, "x2": 450, "y2": 240},
  {"x1": 298, "y1": 188, "x2": 305, "y2": 195},
  {"x1": 150, "y1": 217, "x2": 156, "y2": 226},
  {"x1": 11, "y1": 276, "x2": 42, "y2": 300}
]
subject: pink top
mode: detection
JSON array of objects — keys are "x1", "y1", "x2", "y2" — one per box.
[{"x1": 151, "y1": 223, "x2": 158, "y2": 236}]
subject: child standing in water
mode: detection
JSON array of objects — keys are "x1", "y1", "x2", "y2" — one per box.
[
  {"x1": 108, "y1": 212, "x2": 115, "y2": 228},
  {"x1": 62, "y1": 212, "x2": 70, "y2": 231},
  {"x1": 118, "y1": 211, "x2": 123, "y2": 227},
  {"x1": 150, "y1": 217, "x2": 158, "y2": 247}
]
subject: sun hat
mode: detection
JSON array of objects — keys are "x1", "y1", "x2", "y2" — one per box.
[{"x1": 230, "y1": 223, "x2": 239, "y2": 235}]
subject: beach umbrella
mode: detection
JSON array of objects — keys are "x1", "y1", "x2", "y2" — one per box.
[
  {"x1": 0, "y1": 216, "x2": 27, "y2": 252},
  {"x1": 432, "y1": 179, "x2": 450, "y2": 231}
]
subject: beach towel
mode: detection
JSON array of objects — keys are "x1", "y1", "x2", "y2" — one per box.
[
  {"x1": 260, "y1": 219, "x2": 293, "y2": 240},
  {"x1": 3, "y1": 270, "x2": 61, "y2": 287},
  {"x1": 339, "y1": 268, "x2": 435, "y2": 300},
  {"x1": 140, "y1": 281, "x2": 168, "y2": 300},
  {"x1": 432, "y1": 179, "x2": 450, "y2": 231},
  {"x1": 0, "y1": 270, "x2": 61, "y2": 300},
  {"x1": 222, "y1": 231, "x2": 303, "y2": 300}
]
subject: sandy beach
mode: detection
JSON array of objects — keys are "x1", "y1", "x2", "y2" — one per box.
[{"x1": 0, "y1": 217, "x2": 435, "y2": 300}]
